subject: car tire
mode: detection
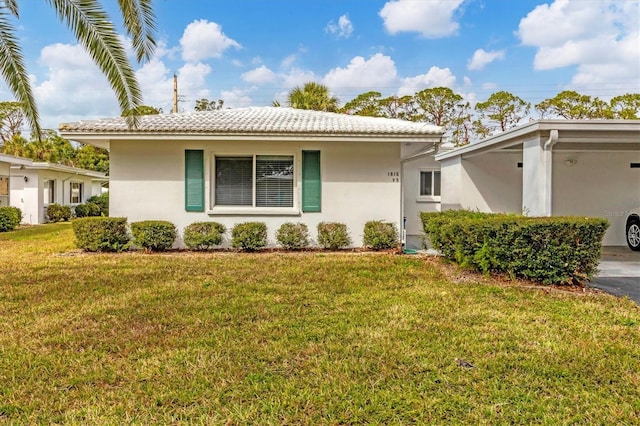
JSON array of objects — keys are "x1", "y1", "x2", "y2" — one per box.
[{"x1": 627, "y1": 217, "x2": 640, "y2": 251}]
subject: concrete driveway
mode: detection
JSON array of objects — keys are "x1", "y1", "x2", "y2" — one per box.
[{"x1": 588, "y1": 246, "x2": 640, "y2": 303}]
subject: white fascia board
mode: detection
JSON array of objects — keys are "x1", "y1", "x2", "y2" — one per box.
[
  {"x1": 435, "y1": 119, "x2": 640, "y2": 161},
  {"x1": 0, "y1": 154, "x2": 33, "y2": 166},
  {"x1": 15, "y1": 162, "x2": 107, "y2": 178}
]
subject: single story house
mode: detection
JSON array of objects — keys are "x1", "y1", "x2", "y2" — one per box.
[
  {"x1": 435, "y1": 120, "x2": 640, "y2": 246},
  {"x1": 60, "y1": 107, "x2": 444, "y2": 247},
  {"x1": 7, "y1": 160, "x2": 107, "y2": 224}
]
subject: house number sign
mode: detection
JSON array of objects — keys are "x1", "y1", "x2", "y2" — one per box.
[{"x1": 387, "y1": 171, "x2": 400, "y2": 182}]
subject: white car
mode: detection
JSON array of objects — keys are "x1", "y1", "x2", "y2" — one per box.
[{"x1": 627, "y1": 209, "x2": 640, "y2": 251}]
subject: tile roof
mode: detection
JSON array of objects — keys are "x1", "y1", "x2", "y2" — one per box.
[{"x1": 59, "y1": 107, "x2": 443, "y2": 136}]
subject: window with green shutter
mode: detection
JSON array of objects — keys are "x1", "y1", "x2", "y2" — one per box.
[
  {"x1": 185, "y1": 150, "x2": 204, "y2": 211},
  {"x1": 302, "y1": 150, "x2": 321, "y2": 212}
]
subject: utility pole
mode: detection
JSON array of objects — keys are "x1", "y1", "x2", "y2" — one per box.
[{"x1": 172, "y1": 74, "x2": 178, "y2": 113}]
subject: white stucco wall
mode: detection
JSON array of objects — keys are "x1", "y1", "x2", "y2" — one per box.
[
  {"x1": 109, "y1": 139, "x2": 403, "y2": 247},
  {"x1": 552, "y1": 151, "x2": 640, "y2": 246},
  {"x1": 440, "y1": 152, "x2": 522, "y2": 214},
  {"x1": 402, "y1": 151, "x2": 441, "y2": 247}
]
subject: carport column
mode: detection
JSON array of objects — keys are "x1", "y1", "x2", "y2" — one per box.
[{"x1": 522, "y1": 130, "x2": 558, "y2": 217}]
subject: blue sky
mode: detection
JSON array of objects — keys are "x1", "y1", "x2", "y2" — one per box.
[{"x1": 7, "y1": 0, "x2": 640, "y2": 129}]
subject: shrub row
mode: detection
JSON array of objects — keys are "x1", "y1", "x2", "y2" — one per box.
[
  {"x1": 72, "y1": 219, "x2": 399, "y2": 253},
  {"x1": 0, "y1": 206, "x2": 22, "y2": 232},
  {"x1": 47, "y1": 194, "x2": 110, "y2": 222},
  {"x1": 421, "y1": 210, "x2": 609, "y2": 285}
]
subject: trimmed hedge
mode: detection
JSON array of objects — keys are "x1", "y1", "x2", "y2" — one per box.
[
  {"x1": 184, "y1": 221, "x2": 226, "y2": 250},
  {"x1": 46, "y1": 203, "x2": 72, "y2": 222},
  {"x1": 421, "y1": 210, "x2": 609, "y2": 285},
  {"x1": 363, "y1": 220, "x2": 399, "y2": 250},
  {"x1": 73, "y1": 217, "x2": 130, "y2": 252},
  {"x1": 276, "y1": 222, "x2": 310, "y2": 250},
  {"x1": 74, "y1": 202, "x2": 101, "y2": 218},
  {"x1": 231, "y1": 222, "x2": 267, "y2": 252},
  {"x1": 0, "y1": 206, "x2": 22, "y2": 232},
  {"x1": 317, "y1": 222, "x2": 351, "y2": 250},
  {"x1": 87, "y1": 193, "x2": 109, "y2": 216},
  {"x1": 131, "y1": 220, "x2": 177, "y2": 251}
]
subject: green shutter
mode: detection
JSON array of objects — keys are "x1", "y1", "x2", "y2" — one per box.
[
  {"x1": 302, "y1": 150, "x2": 321, "y2": 212},
  {"x1": 185, "y1": 150, "x2": 204, "y2": 212}
]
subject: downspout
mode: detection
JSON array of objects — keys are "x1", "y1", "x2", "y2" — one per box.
[
  {"x1": 542, "y1": 130, "x2": 559, "y2": 216},
  {"x1": 399, "y1": 138, "x2": 442, "y2": 253}
]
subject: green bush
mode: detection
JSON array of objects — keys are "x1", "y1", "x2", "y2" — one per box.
[
  {"x1": 420, "y1": 211, "x2": 609, "y2": 285},
  {"x1": 231, "y1": 222, "x2": 267, "y2": 252},
  {"x1": 74, "y1": 202, "x2": 101, "y2": 218},
  {"x1": 87, "y1": 192, "x2": 109, "y2": 216},
  {"x1": 46, "y1": 203, "x2": 72, "y2": 222},
  {"x1": 131, "y1": 220, "x2": 177, "y2": 251},
  {"x1": 363, "y1": 220, "x2": 399, "y2": 250},
  {"x1": 72, "y1": 217, "x2": 130, "y2": 252},
  {"x1": 183, "y1": 221, "x2": 226, "y2": 250},
  {"x1": 0, "y1": 206, "x2": 22, "y2": 232},
  {"x1": 276, "y1": 222, "x2": 310, "y2": 250},
  {"x1": 317, "y1": 222, "x2": 351, "y2": 250}
]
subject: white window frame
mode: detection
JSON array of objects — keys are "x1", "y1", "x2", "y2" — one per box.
[
  {"x1": 417, "y1": 169, "x2": 441, "y2": 203},
  {"x1": 209, "y1": 153, "x2": 299, "y2": 215},
  {"x1": 70, "y1": 181, "x2": 83, "y2": 204},
  {"x1": 44, "y1": 179, "x2": 56, "y2": 205}
]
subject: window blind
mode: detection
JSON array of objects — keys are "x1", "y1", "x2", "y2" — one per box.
[
  {"x1": 256, "y1": 155, "x2": 294, "y2": 207},
  {"x1": 215, "y1": 157, "x2": 253, "y2": 206}
]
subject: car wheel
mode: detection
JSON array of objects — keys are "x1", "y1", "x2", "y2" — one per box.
[{"x1": 627, "y1": 217, "x2": 640, "y2": 251}]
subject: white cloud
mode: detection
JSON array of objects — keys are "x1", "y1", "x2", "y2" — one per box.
[
  {"x1": 280, "y1": 68, "x2": 317, "y2": 89},
  {"x1": 136, "y1": 57, "x2": 174, "y2": 112},
  {"x1": 242, "y1": 65, "x2": 277, "y2": 84},
  {"x1": 281, "y1": 54, "x2": 297, "y2": 69},
  {"x1": 467, "y1": 49, "x2": 505, "y2": 71},
  {"x1": 34, "y1": 43, "x2": 118, "y2": 129},
  {"x1": 397, "y1": 66, "x2": 456, "y2": 96},
  {"x1": 517, "y1": 0, "x2": 639, "y2": 92},
  {"x1": 325, "y1": 14, "x2": 354, "y2": 39},
  {"x1": 220, "y1": 88, "x2": 253, "y2": 108},
  {"x1": 481, "y1": 82, "x2": 498, "y2": 91},
  {"x1": 379, "y1": 0, "x2": 464, "y2": 38},
  {"x1": 323, "y1": 53, "x2": 397, "y2": 91},
  {"x1": 180, "y1": 20, "x2": 240, "y2": 62},
  {"x1": 177, "y1": 62, "x2": 213, "y2": 110}
]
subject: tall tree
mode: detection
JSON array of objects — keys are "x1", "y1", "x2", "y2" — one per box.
[
  {"x1": 474, "y1": 91, "x2": 531, "y2": 135},
  {"x1": 286, "y1": 82, "x2": 339, "y2": 112},
  {"x1": 122, "y1": 105, "x2": 162, "y2": 116},
  {"x1": 610, "y1": 93, "x2": 640, "y2": 119},
  {"x1": 0, "y1": 1, "x2": 157, "y2": 136},
  {"x1": 340, "y1": 91, "x2": 383, "y2": 117},
  {"x1": 535, "y1": 90, "x2": 613, "y2": 119},
  {"x1": 194, "y1": 98, "x2": 224, "y2": 111},
  {"x1": 413, "y1": 87, "x2": 464, "y2": 129},
  {"x1": 0, "y1": 101, "x2": 24, "y2": 145}
]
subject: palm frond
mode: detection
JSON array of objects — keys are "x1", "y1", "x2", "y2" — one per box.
[
  {"x1": 46, "y1": 0, "x2": 142, "y2": 127},
  {"x1": 0, "y1": 11, "x2": 40, "y2": 137},
  {"x1": 2, "y1": 0, "x2": 19, "y2": 17},
  {"x1": 116, "y1": 0, "x2": 157, "y2": 62}
]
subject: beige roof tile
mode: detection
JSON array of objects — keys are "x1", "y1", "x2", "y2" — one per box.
[{"x1": 59, "y1": 107, "x2": 443, "y2": 136}]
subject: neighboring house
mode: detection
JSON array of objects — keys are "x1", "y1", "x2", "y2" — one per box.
[
  {"x1": 9, "y1": 162, "x2": 107, "y2": 224},
  {"x1": 435, "y1": 120, "x2": 640, "y2": 246},
  {"x1": 59, "y1": 107, "x2": 444, "y2": 247},
  {"x1": 0, "y1": 153, "x2": 33, "y2": 208}
]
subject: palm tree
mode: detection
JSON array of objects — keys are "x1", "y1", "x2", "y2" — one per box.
[
  {"x1": 0, "y1": 0, "x2": 157, "y2": 136},
  {"x1": 286, "y1": 82, "x2": 339, "y2": 112}
]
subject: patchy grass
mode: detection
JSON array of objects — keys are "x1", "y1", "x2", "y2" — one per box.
[{"x1": 1, "y1": 223, "x2": 639, "y2": 424}]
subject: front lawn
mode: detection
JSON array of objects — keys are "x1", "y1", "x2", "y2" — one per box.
[{"x1": 1, "y1": 223, "x2": 639, "y2": 424}]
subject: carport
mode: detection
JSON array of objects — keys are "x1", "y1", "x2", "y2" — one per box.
[{"x1": 436, "y1": 120, "x2": 640, "y2": 246}]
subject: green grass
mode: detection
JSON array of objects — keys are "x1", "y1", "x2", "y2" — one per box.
[{"x1": 1, "y1": 223, "x2": 639, "y2": 424}]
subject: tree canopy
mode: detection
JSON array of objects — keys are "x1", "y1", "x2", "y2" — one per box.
[
  {"x1": 0, "y1": 1, "x2": 157, "y2": 136},
  {"x1": 284, "y1": 82, "x2": 340, "y2": 112}
]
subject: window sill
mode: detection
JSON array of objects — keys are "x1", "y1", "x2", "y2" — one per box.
[
  {"x1": 207, "y1": 206, "x2": 301, "y2": 216},
  {"x1": 416, "y1": 196, "x2": 441, "y2": 203}
]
